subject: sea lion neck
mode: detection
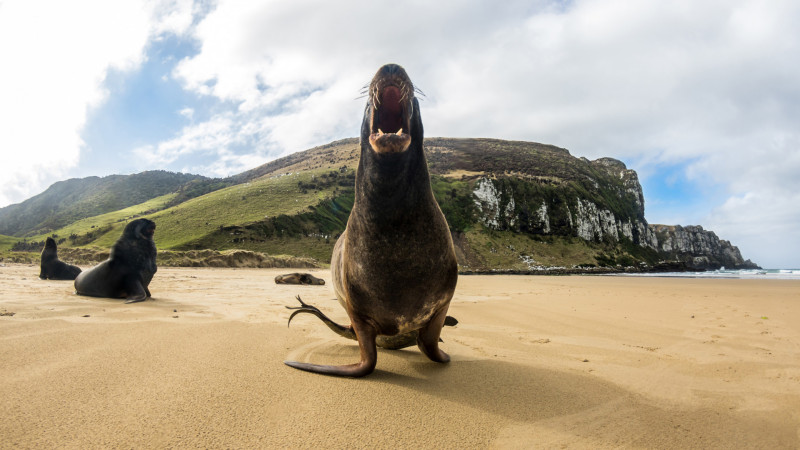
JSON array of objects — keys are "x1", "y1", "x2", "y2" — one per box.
[{"x1": 355, "y1": 102, "x2": 431, "y2": 217}]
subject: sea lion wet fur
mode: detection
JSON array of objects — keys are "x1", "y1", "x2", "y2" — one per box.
[
  {"x1": 39, "y1": 237, "x2": 81, "y2": 280},
  {"x1": 74, "y1": 218, "x2": 157, "y2": 303},
  {"x1": 285, "y1": 64, "x2": 459, "y2": 377}
]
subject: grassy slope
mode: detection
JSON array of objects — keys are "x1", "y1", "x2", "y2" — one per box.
[
  {"x1": 29, "y1": 194, "x2": 177, "y2": 243},
  {"x1": 461, "y1": 231, "x2": 600, "y2": 271},
  {"x1": 0, "y1": 234, "x2": 19, "y2": 252},
  {"x1": 94, "y1": 169, "x2": 340, "y2": 250},
  {"x1": 0, "y1": 171, "x2": 205, "y2": 237}
]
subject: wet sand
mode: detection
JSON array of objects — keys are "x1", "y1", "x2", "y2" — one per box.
[{"x1": 1, "y1": 264, "x2": 799, "y2": 448}]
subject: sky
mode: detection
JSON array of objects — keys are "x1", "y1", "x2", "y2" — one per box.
[{"x1": 1, "y1": 0, "x2": 798, "y2": 268}]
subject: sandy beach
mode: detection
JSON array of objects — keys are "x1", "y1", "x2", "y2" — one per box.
[{"x1": 1, "y1": 263, "x2": 799, "y2": 448}]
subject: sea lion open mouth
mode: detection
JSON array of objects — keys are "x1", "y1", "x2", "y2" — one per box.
[{"x1": 367, "y1": 65, "x2": 414, "y2": 154}]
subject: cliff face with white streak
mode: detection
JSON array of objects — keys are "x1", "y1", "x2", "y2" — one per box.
[{"x1": 468, "y1": 157, "x2": 756, "y2": 270}]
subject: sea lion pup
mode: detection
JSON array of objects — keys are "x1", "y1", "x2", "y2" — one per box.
[
  {"x1": 274, "y1": 273, "x2": 325, "y2": 285},
  {"x1": 74, "y1": 218, "x2": 157, "y2": 304},
  {"x1": 39, "y1": 237, "x2": 81, "y2": 280},
  {"x1": 284, "y1": 64, "x2": 459, "y2": 377},
  {"x1": 287, "y1": 295, "x2": 458, "y2": 350}
]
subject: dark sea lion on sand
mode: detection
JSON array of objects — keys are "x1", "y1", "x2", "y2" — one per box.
[
  {"x1": 274, "y1": 273, "x2": 325, "y2": 285},
  {"x1": 285, "y1": 64, "x2": 459, "y2": 377},
  {"x1": 39, "y1": 237, "x2": 81, "y2": 280},
  {"x1": 74, "y1": 218, "x2": 157, "y2": 303},
  {"x1": 287, "y1": 296, "x2": 458, "y2": 350}
]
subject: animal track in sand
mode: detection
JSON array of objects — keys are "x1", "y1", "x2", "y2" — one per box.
[
  {"x1": 516, "y1": 335, "x2": 551, "y2": 345},
  {"x1": 452, "y1": 338, "x2": 491, "y2": 356},
  {"x1": 623, "y1": 344, "x2": 659, "y2": 352}
]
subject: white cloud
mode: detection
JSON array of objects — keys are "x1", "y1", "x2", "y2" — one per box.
[
  {"x1": 3, "y1": 0, "x2": 798, "y2": 267},
  {"x1": 160, "y1": 0, "x2": 800, "y2": 267},
  {"x1": 706, "y1": 189, "x2": 800, "y2": 269},
  {"x1": 0, "y1": 0, "x2": 194, "y2": 208}
]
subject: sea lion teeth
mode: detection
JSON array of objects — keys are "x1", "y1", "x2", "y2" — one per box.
[
  {"x1": 378, "y1": 129, "x2": 385, "y2": 136},
  {"x1": 396, "y1": 128, "x2": 403, "y2": 135}
]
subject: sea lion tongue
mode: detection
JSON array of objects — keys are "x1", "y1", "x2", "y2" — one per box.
[{"x1": 369, "y1": 85, "x2": 411, "y2": 154}]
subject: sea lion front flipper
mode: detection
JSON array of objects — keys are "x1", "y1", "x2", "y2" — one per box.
[
  {"x1": 416, "y1": 306, "x2": 451, "y2": 363},
  {"x1": 123, "y1": 278, "x2": 148, "y2": 304},
  {"x1": 284, "y1": 315, "x2": 378, "y2": 377},
  {"x1": 286, "y1": 296, "x2": 356, "y2": 340}
]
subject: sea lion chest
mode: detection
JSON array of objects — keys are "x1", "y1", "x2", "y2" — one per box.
[{"x1": 340, "y1": 204, "x2": 457, "y2": 335}]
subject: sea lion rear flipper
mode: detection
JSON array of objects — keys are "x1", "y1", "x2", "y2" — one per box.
[
  {"x1": 284, "y1": 315, "x2": 378, "y2": 377},
  {"x1": 286, "y1": 296, "x2": 356, "y2": 340},
  {"x1": 416, "y1": 306, "x2": 451, "y2": 363}
]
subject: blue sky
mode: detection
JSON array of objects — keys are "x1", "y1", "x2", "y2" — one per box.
[
  {"x1": 79, "y1": 35, "x2": 211, "y2": 176},
  {"x1": 1, "y1": 0, "x2": 799, "y2": 268}
]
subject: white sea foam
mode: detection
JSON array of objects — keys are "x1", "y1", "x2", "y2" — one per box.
[{"x1": 613, "y1": 268, "x2": 800, "y2": 280}]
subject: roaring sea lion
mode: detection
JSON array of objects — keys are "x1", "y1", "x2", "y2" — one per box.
[
  {"x1": 287, "y1": 295, "x2": 458, "y2": 350},
  {"x1": 274, "y1": 273, "x2": 325, "y2": 285},
  {"x1": 74, "y1": 218, "x2": 157, "y2": 303},
  {"x1": 39, "y1": 237, "x2": 81, "y2": 280},
  {"x1": 284, "y1": 64, "x2": 459, "y2": 377}
]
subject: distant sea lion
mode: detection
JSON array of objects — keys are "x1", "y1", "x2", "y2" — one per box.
[
  {"x1": 74, "y1": 218, "x2": 157, "y2": 303},
  {"x1": 285, "y1": 64, "x2": 459, "y2": 377},
  {"x1": 274, "y1": 273, "x2": 325, "y2": 285},
  {"x1": 39, "y1": 237, "x2": 81, "y2": 280},
  {"x1": 287, "y1": 295, "x2": 458, "y2": 350}
]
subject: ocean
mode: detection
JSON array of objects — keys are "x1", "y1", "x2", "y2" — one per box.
[{"x1": 614, "y1": 268, "x2": 800, "y2": 280}]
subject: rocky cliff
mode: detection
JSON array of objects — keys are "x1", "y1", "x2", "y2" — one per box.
[{"x1": 468, "y1": 153, "x2": 757, "y2": 271}]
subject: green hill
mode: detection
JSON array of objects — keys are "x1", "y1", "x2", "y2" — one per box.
[
  {"x1": 0, "y1": 170, "x2": 206, "y2": 237},
  {"x1": 2, "y1": 138, "x2": 757, "y2": 271}
]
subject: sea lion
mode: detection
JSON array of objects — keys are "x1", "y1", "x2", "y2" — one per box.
[
  {"x1": 284, "y1": 64, "x2": 459, "y2": 377},
  {"x1": 39, "y1": 237, "x2": 81, "y2": 280},
  {"x1": 287, "y1": 295, "x2": 458, "y2": 350},
  {"x1": 74, "y1": 218, "x2": 157, "y2": 303},
  {"x1": 274, "y1": 273, "x2": 325, "y2": 285}
]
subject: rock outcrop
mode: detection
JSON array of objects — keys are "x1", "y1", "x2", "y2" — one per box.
[{"x1": 469, "y1": 155, "x2": 758, "y2": 271}]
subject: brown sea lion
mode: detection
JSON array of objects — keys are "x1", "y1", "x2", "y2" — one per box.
[
  {"x1": 74, "y1": 218, "x2": 157, "y2": 303},
  {"x1": 274, "y1": 273, "x2": 325, "y2": 285},
  {"x1": 284, "y1": 64, "x2": 459, "y2": 377},
  {"x1": 39, "y1": 237, "x2": 81, "y2": 280},
  {"x1": 287, "y1": 295, "x2": 458, "y2": 350}
]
